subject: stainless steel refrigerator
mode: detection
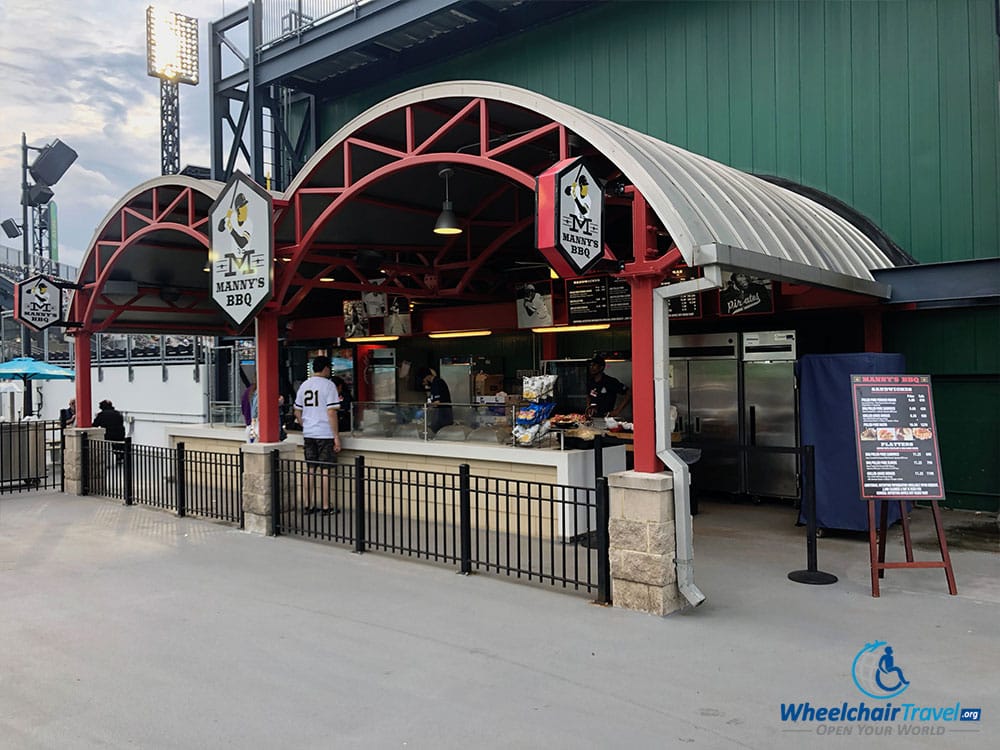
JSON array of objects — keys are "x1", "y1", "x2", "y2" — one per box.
[
  {"x1": 669, "y1": 333, "x2": 741, "y2": 493},
  {"x1": 370, "y1": 349, "x2": 397, "y2": 404},
  {"x1": 439, "y1": 359, "x2": 473, "y2": 405},
  {"x1": 669, "y1": 330, "x2": 799, "y2": 499},
  {"x1": 741, "y1": 331, "x2": 798, "y2": 498}
]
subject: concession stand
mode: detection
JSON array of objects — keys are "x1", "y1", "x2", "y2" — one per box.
[{"x1": 63, "y1": 82, "x2": 911, "y2": 613}]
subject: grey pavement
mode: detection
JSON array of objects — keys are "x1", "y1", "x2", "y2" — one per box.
[{"x1": 1, "y1": 491, "x2": 996, "y2": 749}]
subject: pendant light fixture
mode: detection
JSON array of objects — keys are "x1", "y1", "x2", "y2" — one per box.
[{"x1": 433, "y1": 167, "x2": 462, "y2": 235}]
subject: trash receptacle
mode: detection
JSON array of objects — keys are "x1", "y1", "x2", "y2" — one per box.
[{"x1": 0, "y1": 421, "x2": 47, "y2": 486}]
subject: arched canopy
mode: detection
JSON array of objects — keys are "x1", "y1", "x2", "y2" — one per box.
[
  {"x1": 74, "y1": 175, "x2": 242, "y2": 335},
  {"x1": 78, "y1": 81, "x2": 900, "y2": 336},
  {"x1": 276, "y1": 80, "x2": 894, "y2": 314}
]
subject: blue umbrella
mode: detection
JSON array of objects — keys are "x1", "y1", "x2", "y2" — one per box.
[
  {"x1": 0, "y1": 358, "x2": 74, "y2": 417},
  {"x1": 0, "y1": 357, "x2": 75, "y2": 381}
]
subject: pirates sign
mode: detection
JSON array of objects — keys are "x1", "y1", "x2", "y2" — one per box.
[
  {"x1": 14, "y1": 274, "x2": 65, "y2": 332},
  {"x1": 209, "y1": 172, "x2": 273, "y2": 328},
  {"x1": 536, "y1": 158, "x2": 605, "y2": 277}
]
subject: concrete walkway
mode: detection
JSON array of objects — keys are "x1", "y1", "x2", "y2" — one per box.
[{"x1": 1, "y1": 491, "x2": 996, "y2": 749}]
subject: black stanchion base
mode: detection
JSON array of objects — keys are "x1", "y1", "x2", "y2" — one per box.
[{"x1": 788, "y1": 570, "x2": 839, "y2": 585}]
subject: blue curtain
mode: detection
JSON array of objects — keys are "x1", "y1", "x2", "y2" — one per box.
[{"x1": 797, "y1": 353, "x2": 908, "y2": 531}]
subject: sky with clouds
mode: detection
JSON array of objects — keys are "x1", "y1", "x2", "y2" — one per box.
[{"x1": 0, "y1": 1, "x2": 230, "y2": 272}]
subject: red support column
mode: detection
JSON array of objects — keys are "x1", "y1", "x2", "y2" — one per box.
[
  {"x1": 256, "y1": 311, "x2": 280, "y2": 443},
  {"x1": 864, "y1": 309, "x2": 883, "y2": 352},
  {"x1": 541, "y1": 333, "x2": 558, "y2": 361},
  {"x1": 74, "y1": 333, "x2": 92, "y2": 428},
  {"x1": 630, "y1": 274, "x2": 664, "y2": 474},
  {"x1": 626, "y1": 188, "x2": 665, "y2": 474}
]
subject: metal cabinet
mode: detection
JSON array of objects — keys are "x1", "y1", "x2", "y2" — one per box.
[{"x1": 671, "y1": 331, "x2": 800, "y2": 499}]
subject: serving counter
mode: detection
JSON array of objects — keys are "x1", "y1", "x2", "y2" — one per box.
[{"x1": 165, "y1": 425, "x2": 625, "y2": 539}]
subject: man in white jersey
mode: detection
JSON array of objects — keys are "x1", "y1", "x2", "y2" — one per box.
[{"x1": 294, "y1": 355, "x2": 341, "y2": 514}]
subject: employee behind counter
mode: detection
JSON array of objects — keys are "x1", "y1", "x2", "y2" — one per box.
[
  {"x1": 585, "y1": 355, "x2": 632, "y2": 419},
  {"x1": 418, "y1": 366, "x2": 454, "y2": 433}
]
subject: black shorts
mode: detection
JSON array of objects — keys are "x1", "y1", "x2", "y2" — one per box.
[{"x1": 303, "y1": 438, "x2": 336, "y2": 465}]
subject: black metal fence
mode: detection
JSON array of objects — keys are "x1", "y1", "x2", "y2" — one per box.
[
  {"x1": 83, "y1": 436, "x2": 243, "y2": 527},
  {"x1": 274, "y1": 455, "x2": 611, "y2": 601},
  {"x1": 0, "y1": 420, "x2": 63, "y2": 494}
]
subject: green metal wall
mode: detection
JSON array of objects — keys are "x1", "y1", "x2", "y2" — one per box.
[
  {"x1": 314, "y1": 1, "x2": 1000, "y2": 509},
  {"x1": 884, "y1": 308, "x2": 1000, "y2": 511},
  {"x1": 319, "y1": 0, "x2": 1000, "y2": 265}
]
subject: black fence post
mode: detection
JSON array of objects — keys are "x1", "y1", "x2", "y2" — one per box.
[
  {"x1": 176, "y1": 442, "x2": 186, "y2": 518},
  {"x1": 80, "y1": 432, "x2": 90, "y2": 496},
  {"x1": 270, "y1": 449, "x2": 280, "y2": 536},
  {"x1": 596, "y1": 476, "x2": 612, "y2": 604},
  {"x1": 239, "y1": 451, "x2": 245, "y2": 530},
  {"x1": 788, "y1": 445, "x2": 837, "y2": 585},
  {"x1": 123, "y1": 437, "x2": 134, "y2": 505},
  {"x1": 459, "y1": 463, "x2": 472, "y2": 574},
  {"x1": 354, "y1": 455, "x2": 366, "y2": 553},
  {"x1": 593, "y1": 434, "x2": 604, "y2": 480},
  {"x1": 59, "y1": 427, "x2": 65, "y2": 493}
]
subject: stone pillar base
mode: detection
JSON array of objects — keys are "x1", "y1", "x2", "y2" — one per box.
[
  {"x1": 607, "y1": 470, "x2": 681, "y2": 616},
  {"x1": 63, "y1": 427, "x2": 105, "y2": 496},
  {"x1": 240, "y1": 441, "x2": 295, "y2": 535}
]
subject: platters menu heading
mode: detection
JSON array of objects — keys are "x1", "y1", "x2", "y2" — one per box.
[
  {"x1": 567, "y1": 269, "x2": 701, "y2": 324},
  {"x1": 851, "y1": 374, "x2": 944, "y2": 499}
]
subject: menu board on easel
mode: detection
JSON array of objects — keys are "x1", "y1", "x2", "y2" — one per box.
[{"x1": 851, "y1": 374, "x2": 945, "y2": 499}]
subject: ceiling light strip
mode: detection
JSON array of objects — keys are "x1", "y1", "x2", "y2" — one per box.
[
  {"x1": 531, "y1": 324, "x2": 611, "y2": 334},
  {"x1": 427, "y1": 329, "x2": 493, "y2": 339}
]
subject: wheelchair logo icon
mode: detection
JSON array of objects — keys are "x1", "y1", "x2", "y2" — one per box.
[{"x1": 852, "y1": 641, "x2": 911, "y2": 700}]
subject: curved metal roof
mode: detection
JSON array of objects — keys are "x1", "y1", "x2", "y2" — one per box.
[
  {"x1": 291, "y1": 81, "x2": 895, "y2": 297},
  {"x1": 76, "y1": 175, "x2": 233, "y2": 333}
]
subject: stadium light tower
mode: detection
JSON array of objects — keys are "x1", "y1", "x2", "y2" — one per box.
[
  {"x1": 13, "y1": 134, "x2": 76, "y2": 359},
  {"x1": 146, "y1": 6, "x2": 199, "y2": 176}
]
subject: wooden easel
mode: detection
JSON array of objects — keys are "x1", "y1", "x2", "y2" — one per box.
[{"x1": 867, "y1": 499, "x2": 957, "y2": 597}]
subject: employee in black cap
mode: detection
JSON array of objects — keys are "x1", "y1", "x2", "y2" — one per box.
[
  {"x1": 586, "y1": 355, "x2": 631, "y2": 419},
  {"x1": 417, "y1": 366, "x2": 454, "y2": 433}
]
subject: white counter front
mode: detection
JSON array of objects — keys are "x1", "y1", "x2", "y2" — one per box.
[
  {"x1": 165, "y1": 425, "x2": 625, "y2": 539},
  {"x1": 165, "y1": 425, "x2": 624, "y2": 487}
]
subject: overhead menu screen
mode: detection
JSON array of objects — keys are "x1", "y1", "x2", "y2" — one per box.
[
  {"x1": 567, "y1": 269, "x2": 702, "y2": 324},
  {"x1": 607, "y1": 278, "x2": 632, "y2": 320},
  {"x1": 663, "y1": 266, "x2": 702, "y2": 319},
  {"x1": 851, "y1": 374, "x2": 945, "y2": 499},
  {"x1": 567, "y1": 276, "x2": 608, "y2": 323}
]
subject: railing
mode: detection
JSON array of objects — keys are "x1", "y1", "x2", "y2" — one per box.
[
  {"x1": 0, "y1": 244, "x2": 78, "y2": 282},
  {"x1": 0, "y1": 420, "x2": 63, "y2": 494},
  {"x1": 274, "y1": 455, "x2": 610, "y2": 599},
  {"x1": 258, "y1": 0, "x2": 375, "y2": 49},
  {"x1": 83, "y1": 436, "x2": 243, "y2": 527}
]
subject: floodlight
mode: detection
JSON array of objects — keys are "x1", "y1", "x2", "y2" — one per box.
[
  {"x1": 2, "y1": 219, "x2": 21, "y2": 239},
  {"x1": 146, "y1": 6, "x2": 199, "y2": 85},
  {"x1": 24, "y1": 184, "x2": 54, "y2": 207},
  {"x1": 28, "y1": 139, "x2": 78, "y2": 187}
]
